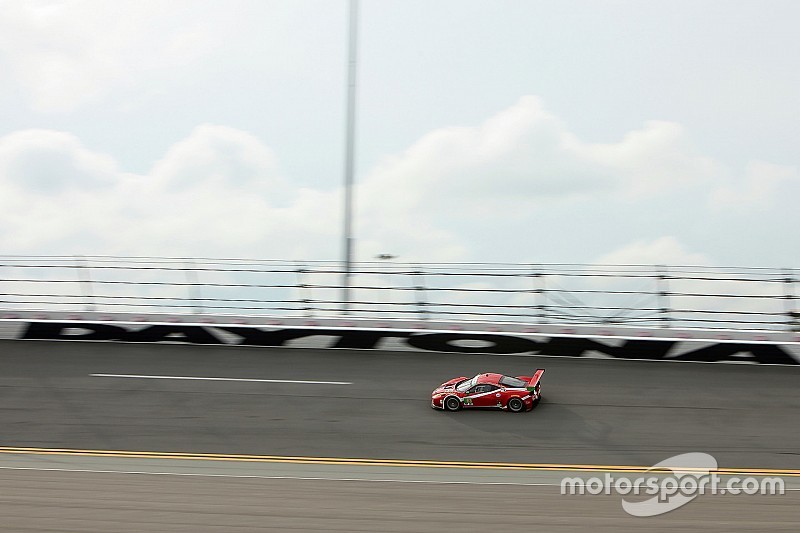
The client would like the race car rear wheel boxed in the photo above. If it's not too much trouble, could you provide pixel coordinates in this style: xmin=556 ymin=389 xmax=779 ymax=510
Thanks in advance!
xmin=507 ymin=397 xmax=524 ymax=413
xmin=444 ymin=396 xmax=461 ymax=411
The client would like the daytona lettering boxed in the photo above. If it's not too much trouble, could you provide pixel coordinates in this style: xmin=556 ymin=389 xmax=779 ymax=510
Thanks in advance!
xmin=19 ymin=322 xmax=800 ymax=365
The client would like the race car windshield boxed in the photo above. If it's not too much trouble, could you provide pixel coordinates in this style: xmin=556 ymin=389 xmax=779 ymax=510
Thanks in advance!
xmin=499 ymin=375 xmax=527 ymax=388
xmin=456 ymin=376 xmax=478 ymax=392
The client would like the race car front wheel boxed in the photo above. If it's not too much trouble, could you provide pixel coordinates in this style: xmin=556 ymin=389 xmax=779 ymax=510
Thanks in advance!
xmin=444 ymin=396 xmax=461 ymax=411
xmin=507 ymin=398 xmax=524 ymax=413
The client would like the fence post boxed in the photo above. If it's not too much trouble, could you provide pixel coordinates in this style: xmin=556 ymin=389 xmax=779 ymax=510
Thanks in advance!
xmin=376 ymin=255 xmax=398 ymax=320
xmin=531 ymin=266 xmax=547 ymax=324
xmin=413 ymin=267 xmax=428 ymax=321
xmin=656 ymin=265 xmax=671 ymax=328
xmin=296 ymin=264 xmax=314 ymax=318
xmin=74 ymin=255 xmax=95 ymax=312
xmin=185 ymin=261 xmax=203 ymax=315
xmin=784 ymin=268 xmax=797 ymax=332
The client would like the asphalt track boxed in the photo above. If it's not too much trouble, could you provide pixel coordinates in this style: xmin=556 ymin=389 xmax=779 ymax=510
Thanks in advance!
xmin=1 ymin=339 xmax=799 ymax=530
xmin=1 ymin=464 xmax=798 ymax=532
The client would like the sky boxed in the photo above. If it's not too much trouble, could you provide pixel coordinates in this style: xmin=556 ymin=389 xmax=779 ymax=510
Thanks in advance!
xmin=0 ymin=0 xmax=798 ymax=268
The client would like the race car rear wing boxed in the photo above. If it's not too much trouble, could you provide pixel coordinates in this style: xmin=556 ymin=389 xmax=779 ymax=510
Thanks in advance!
xmin=527 ymin=369 xmax=545 ymax=392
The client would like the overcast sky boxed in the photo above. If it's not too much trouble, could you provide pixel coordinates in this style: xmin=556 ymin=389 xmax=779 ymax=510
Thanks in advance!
xmin=0 ymin=0 xmax=798 ymax=267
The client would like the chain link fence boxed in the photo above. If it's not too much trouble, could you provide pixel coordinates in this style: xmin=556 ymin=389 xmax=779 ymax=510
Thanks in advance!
xmin=0 ymin=256 xmax=797 ymax=331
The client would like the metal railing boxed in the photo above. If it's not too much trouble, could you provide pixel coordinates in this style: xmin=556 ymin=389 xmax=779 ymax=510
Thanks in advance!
xmin=0 ymin=256 xmax=797 ymax=331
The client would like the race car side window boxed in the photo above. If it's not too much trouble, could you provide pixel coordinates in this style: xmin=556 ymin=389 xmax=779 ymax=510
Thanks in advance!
xmin=469 ymin=384 xmax=499 ymax=394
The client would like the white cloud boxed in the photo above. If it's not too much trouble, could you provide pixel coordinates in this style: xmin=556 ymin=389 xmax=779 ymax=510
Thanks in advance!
xmin=574 ymin=120 xmax=720 ymax=198
xmin=360 ymin=96 xmax=609 ymax=211
xmin=352 ymin=97 xmax=725 ymax=261
xmin=359 ymin=96 xmax=717 ymax=221
xmin=710 ymin=160 xmax=800 ymax=210
xmin=593 ymin=237 xmax=710 ymax=267
xmin=0 ymin=97 xmax=793 ymax=267
xmin=0 ymin=129 xmax=120 ymax=193
xmin=0 ymin=124 xmax=316 ymax=257
xmin=0 ymin=0 xmax=224 ymax=112
xmin=149 ymin=124 xmax=285 ymax=194
xmin=0 ymin=123 xmax=465 ymax=262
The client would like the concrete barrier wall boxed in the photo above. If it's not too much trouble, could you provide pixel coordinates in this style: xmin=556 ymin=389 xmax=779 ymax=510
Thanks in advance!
xmin=3 ymin=315 xmax=799 ymax=365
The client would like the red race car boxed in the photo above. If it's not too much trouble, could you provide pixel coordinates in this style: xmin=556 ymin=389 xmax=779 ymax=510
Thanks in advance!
xmin=431 ymin=370 xmax=545 ymax=412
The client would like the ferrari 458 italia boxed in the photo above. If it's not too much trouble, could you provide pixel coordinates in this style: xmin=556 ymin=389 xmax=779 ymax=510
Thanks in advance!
xmin=431 ymin=370 xmax=544 ymax=412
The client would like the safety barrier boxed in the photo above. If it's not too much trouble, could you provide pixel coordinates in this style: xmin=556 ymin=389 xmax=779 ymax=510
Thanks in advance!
xmin=1 ymin=256 xmax=797 ymax=332
xmin=2 ymin=314 xmax=798 ymax=365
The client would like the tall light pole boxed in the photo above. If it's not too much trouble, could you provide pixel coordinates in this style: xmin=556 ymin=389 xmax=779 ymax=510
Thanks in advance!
xmin=342 ymin=0 xmax=359 ymax=314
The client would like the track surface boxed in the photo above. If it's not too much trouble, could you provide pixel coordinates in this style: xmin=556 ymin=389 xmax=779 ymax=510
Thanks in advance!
xmin=2 ymin=467 xmax=798 ymax=533
xmin=2 ymin=339 xmax=800 ymax=530
xmin=1 ymin=339 xmax=799 ymax=468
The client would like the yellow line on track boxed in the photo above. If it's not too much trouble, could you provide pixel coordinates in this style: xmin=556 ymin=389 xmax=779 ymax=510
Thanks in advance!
xmin=1 ymin=446 xmax=799 ymax=476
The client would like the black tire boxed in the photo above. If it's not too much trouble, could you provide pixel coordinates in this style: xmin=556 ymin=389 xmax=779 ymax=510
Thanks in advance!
xmin=507 ymin=397 xmax=524 ymax=413
xmin=444 ymin=396 xmax=461 ymax=411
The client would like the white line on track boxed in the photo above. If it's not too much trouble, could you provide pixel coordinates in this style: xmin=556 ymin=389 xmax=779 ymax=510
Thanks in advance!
xmin=3 ymin=466 xmax=799 ymax=490
xmin=90 ymin=374 xmax=352 ymax=385
xmin=0 ymin=466 xmax=550 ymax=486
